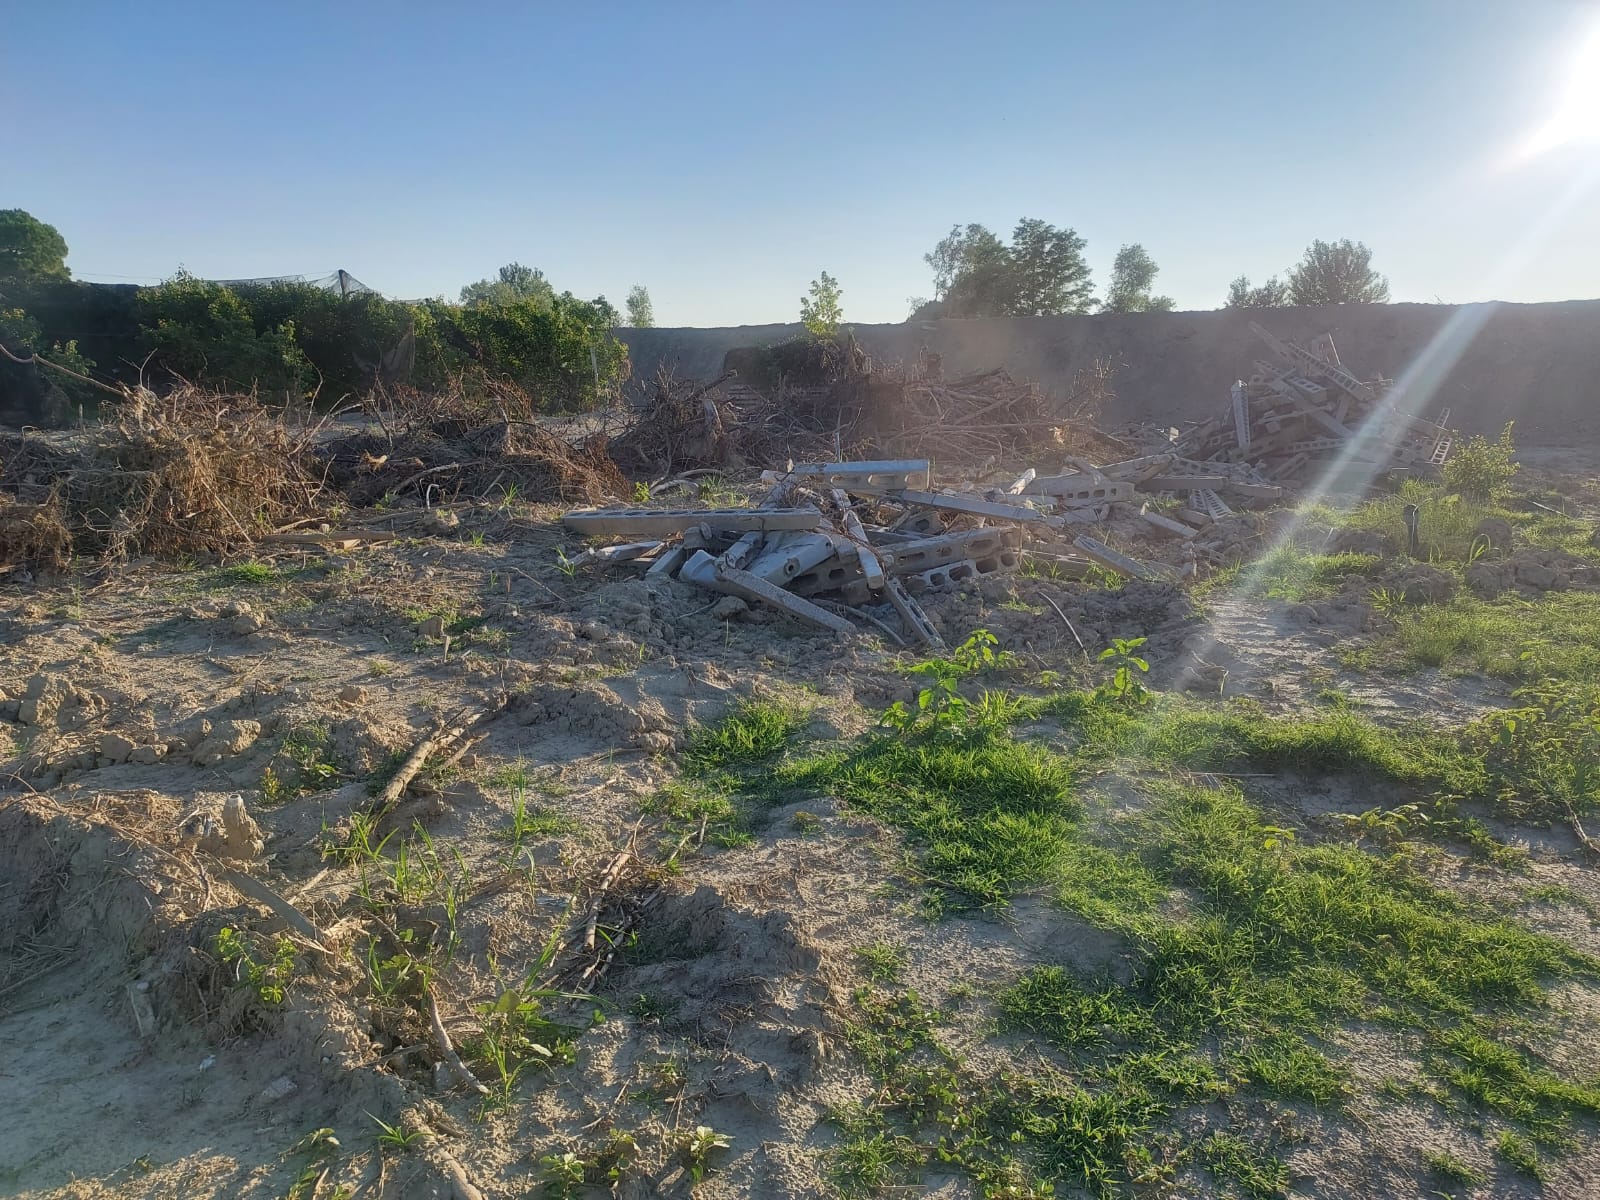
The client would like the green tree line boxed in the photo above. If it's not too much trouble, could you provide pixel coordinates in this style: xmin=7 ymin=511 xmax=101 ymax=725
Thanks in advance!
xmin=0 ymin=210 xmax=630 ymax=420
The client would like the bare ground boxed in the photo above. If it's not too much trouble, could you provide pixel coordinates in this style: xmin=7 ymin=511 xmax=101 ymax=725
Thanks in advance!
xmin=1 ymin=497 xmax=1596 ymax=1199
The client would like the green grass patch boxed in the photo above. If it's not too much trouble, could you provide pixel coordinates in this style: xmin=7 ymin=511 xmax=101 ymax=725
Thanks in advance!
xmin=1225 ymin=544 xmax=1382 ymax=602
xmin=1388 ymin=591 xmax=1600 ymax=682
xmin=213 ymin=560 xmax=280 ymax=587
xmin=682 ymin=699 xmax=809 ymax=774
xmin=772 ymin=726 xmax=1078 ymax=910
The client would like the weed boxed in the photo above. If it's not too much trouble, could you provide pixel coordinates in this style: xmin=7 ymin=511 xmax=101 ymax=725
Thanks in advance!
xmin=214 ymin=926 xmax=294 ymax=1006
xmin=628 ymin=992 xmax=679 ymax=1022
xmin=502 ymin=778 xmax=572 ymax=850
xmin=589 ymin=1131 xmax=637 ymax=1184
xmin=554 ymin=548 xmax=579 ymax=577
xmin=216 ymin=560 xmax=278 ymax=587
xmin=1444 ymin=421 xmax=1518 ymax=500
xmin=632 ymin=481 xmax=651 ymax=503
xmin=1199 ymin=1131 xmax=1288 ymax=1199
xmin=369 ymin=1113 xmax=426 ymax=1151
xmin=854 ymin=942 xmax=909 ymax=984
xmin=826 ymin=1104 xmax=923 ymax=1197
xmin=1095 ymin=636 xmax=1151 ymax=706
xmin=677 ymin=1125 xmax=732 ymax=1182
xmin=882 ymin=629 xmax=1016 ymax=734
xmin=1424 ymin=1148 xmax=1486 ymax=1185
xmin=537 ymin=1151 xmax=585 ymax=1198
xmin=790 ymin=809 xmax=822 ymax=834
xmin=1494 ymin=1128 xmax=1543 ymax=1179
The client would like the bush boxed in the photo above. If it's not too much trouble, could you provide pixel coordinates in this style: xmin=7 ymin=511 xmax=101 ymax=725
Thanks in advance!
xmin=2 ymin=273 xmax=631 ymax=421
xmin=1443 ymin=421 xmax=1517 ymax=500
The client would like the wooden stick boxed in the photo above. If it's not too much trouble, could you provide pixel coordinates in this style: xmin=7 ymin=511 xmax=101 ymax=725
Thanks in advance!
xmin=426 ymin=987 xmax=490 ymax=1096
xmin=214 ymin=864 xmax=333 ymax=956
xmin=371 ymin=703 xmax=501 ymax=813
xmin=582 ymin=847 xmax=634 ymax=951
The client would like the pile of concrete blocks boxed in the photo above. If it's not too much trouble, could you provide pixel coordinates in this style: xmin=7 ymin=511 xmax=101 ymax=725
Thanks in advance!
xmin=564 ymin=459 xmax=1151 ymax=646
xmin=1176 ymin=322 xmax=1456 ymax=487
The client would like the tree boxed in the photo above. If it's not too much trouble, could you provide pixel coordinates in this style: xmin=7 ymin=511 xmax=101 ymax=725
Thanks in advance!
xmin=0 ymin=210 xmax=70 ymax=282
xmin=1223 ymin=275 xmax=1292 ymax=308
xmin=459 ymin=262 xmax=556 ymax=308
xmin=1101 ymin=244 xmax=1175 ymax=313
xmin=919 ymin=218 xmax=1094 ymax=318
xmin=624 ymin=285 xmax=654 ymax=328
xmin=1287 ymin=239 xmax=1390 ymax=305
xmin=1008 ymin=219 xmax=1095 ymax=316
xmin=800 ymin=272 xmax=843 ymax=338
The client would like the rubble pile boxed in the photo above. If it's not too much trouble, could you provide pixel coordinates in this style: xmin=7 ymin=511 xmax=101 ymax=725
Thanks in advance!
xmin=560 ymin=452 xmax=1286 ymax=646
xmin=1176 ymin=322 xmax=1454 ymax=484
xmin=608 ymin=348 xmax=1119 ymax=478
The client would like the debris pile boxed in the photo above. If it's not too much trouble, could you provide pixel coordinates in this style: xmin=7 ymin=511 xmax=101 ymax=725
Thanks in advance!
xmin=561 ymin=452 xmax=1287 ymax=644
xmin=1 ymin=387 xmax=328 ymax=566
xmin=318 ymin=419 xmax=624 ymax=507
xmin=1176 ymin=322 xmax=1454 ymax=484
xmin=608 ymin=349 xmax=1118 ymax=478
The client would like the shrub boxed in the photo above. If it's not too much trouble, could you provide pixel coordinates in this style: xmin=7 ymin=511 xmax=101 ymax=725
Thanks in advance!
xmin=1442 ymin=421 xmax=1517 ymax=500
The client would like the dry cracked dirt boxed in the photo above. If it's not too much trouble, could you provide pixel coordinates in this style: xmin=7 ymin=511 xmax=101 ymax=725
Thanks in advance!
xmin=3 ymin=477 xmax=1600 ymax=1200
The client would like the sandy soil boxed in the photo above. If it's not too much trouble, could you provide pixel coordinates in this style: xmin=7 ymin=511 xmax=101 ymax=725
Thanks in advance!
xmin=1 ymin=496 xmax=1596 ymax=1199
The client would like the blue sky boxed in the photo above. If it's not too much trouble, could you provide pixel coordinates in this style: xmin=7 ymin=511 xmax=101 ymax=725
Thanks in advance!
xmin=6 ymin=1 xmax=1599 ymax=325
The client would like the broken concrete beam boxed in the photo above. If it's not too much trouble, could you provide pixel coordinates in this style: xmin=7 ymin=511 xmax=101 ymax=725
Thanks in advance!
xmin=582 ymin=540 xmax=661 ymax=564
xmin=1022 ymin=476 xmax=1133 ymax=505
xmin=678 ymin=551 xmax=854 ymax=634
xmin=1140 ymin=474 xmax=1228 ymax=492
xmin=1176 ymin=508 xmax=1212 ymax=527
xmin=861 ymin=488 xmax=1049 ymax=523
xmin=1005 ymin=468 xmax=1036 ymax=495
xmin=907 ymin=560 xmax=981 ymax=594
xmin=1217 ymin=481 xmax=1285 ymax=499
xmin=563 ymin=507 xmax=821 ymax=536
xmin=1096 ymin=452 xmax=1175 ymax=482
xmin=830 ymin=489 xmax=885 ymax=590
xmin=1188 ymin=489 xmax=1233 ymax=521
xmin=1141 ymin=510 xmax=1198 ymax=538
xmin=787 ymin=556 xmax=865 ymax=597
xmin=1072 ymin=536 xmax=1162 ymax=581
xmin=645 ymin=546 xmax=687 ymax=578
xmin=878 ymin=528 xmax=1022 ymax=577
xmin=744 ymin=532 xmax=851 ymax=584
xmin=885 ymin=577 xmax=943 ymax=648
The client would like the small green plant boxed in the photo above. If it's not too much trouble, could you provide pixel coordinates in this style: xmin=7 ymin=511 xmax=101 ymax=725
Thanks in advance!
xmin=1095 ymin=637 xmax=1150 ymax=706
xmin=678 ymin=1125 xmax=732 ymax=1182
xmin=855 ymin=942 xmax=909 ymax=984
xmin=800 ymin=271 xmax=844 ymax=338
xmin=881 ymin=629 xmax=1014 ymax=734
xmin=633 ymin=481 xmax=651 ymax=504
xmin=538 ymin=1151 xmax=586 ymax=1198
xmin=554 ymin=547 xmax=580 ymax=577
xmin=1494 ymin=1128 xmax=1542 ymax=1179
xmin=214 ymin=926 xmax=295 ymax=1005
xmin=285 ymin=1127 xmax=343 ymax=1200
xmin=369 ymin=1113 xmax=427 ymax=1152
xmin=218 ymin=560 xmax=278 ymax=587
xmin=791 ymin=809 xmax=823 ymax=834
xmin=1443 ymin=421 xmax=1517 ymax=500
xmin=590 ymin=1130 xmax=637 ymax=1184
xmin=1424 ymin=1148 xmax=1486 ymax=1186
xmin=260 ymin=764 xmax=288 ymax=806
